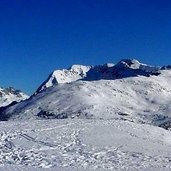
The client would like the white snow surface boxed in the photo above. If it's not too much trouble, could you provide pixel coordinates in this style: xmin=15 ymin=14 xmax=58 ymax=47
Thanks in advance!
xmin=1 ymin=59 xmax=171 ymax=170
xmin=37 ymin=65 xmax=91 ymax=93
xmin=3 ymin=69 xmax=171 ymax=125
xmin=36 ymin=59 xmax=161 ymax=93
xmin=0 ymin=87 xmax=28 ymax=107
xmin=0 ymin=119 xmax=171 ymax=170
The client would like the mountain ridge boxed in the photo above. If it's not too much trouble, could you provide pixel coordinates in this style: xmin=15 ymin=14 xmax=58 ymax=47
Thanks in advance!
xmin=0 ymin=86 xmax=28 ymax=107
xmin=1 ymin=58 xmax=171 ymax=129
xmin=36 ymin=59 xmax=161 ymax=94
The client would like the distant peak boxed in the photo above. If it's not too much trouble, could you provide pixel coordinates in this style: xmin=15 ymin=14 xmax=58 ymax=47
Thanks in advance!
xmin=104 ymin=63 xmax=115 ymax=68
xmin=0 ymin=86 xmax=29 ymax=107
xmin=5 ymin=87 xmax=21 ymax=93
xmin=116 ymin=59 xmax=141 ymax=69
xmin=70 ymin=64 xmax=91 ymax=70
xmin=119 ymin=59 xmax=140 ymax=64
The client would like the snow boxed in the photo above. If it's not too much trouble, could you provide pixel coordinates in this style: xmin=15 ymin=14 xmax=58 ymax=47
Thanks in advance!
xmin=0 ymin=87 xmax=28 ymax=107
xmin=36 ymin=59 xmax=160 ymax=93
xmin=36 ymin=65 xmax=91 ymax=93
xmin=3 ymin=69 xmax=171 ymax=126
xmin=1 ymin=59 xmax=171 ymax=170
xmin=0 ymin=119 xmax=171 ymax=170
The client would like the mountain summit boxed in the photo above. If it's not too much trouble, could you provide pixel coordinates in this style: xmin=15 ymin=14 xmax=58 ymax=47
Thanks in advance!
xmin=36 ymin=64 xmax=91 ymax=93
xmin=36 ymin=59 xmax=161 ymax=93
xmin=0 ymin=87 xmax=28 ymax=107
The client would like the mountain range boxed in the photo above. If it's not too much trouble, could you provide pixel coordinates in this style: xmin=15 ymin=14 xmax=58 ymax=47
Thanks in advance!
xmin=0 ymin=58 xmax=171 ymax=129
xmin=1 ymin=59 xmax=171 ymax=170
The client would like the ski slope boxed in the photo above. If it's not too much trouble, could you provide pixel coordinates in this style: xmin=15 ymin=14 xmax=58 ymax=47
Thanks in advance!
xmin=0 ymin=119 xmax=171 ymax=171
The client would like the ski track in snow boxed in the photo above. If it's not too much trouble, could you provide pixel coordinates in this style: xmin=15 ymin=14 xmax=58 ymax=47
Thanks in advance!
xmin=0 ymin=119 xmax=171 ymax=171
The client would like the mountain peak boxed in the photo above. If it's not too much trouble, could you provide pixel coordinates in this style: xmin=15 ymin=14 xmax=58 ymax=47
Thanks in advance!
xmin=69 ymin=64 xmax=91 ymax=71
xmin=0 ymin=86 xmax=28 ymax=107
xmin=5 ymin=87 xmax=21 ymax=94
xmin=36 ymin=65 xmax=91 ymax=93
xmin=117 ymin=59 xmax=141 ymax=69
xmin=36 ymin=59 xmax=162 ymax=94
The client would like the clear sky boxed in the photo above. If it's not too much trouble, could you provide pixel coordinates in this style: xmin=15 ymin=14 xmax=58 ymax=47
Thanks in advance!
xmin=0 ymin=0 xmax=171 ymax=94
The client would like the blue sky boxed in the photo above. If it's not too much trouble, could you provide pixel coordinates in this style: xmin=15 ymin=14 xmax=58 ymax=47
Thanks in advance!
xmin=0 ymin=0 xmax=171 ymax=94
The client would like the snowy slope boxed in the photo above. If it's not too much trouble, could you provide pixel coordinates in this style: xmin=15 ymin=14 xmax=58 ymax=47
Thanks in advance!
xmin=0 ymin=87 xmax=28 ymax=107
xmin=2 ymin=59 xmax=171 ymax=127
xmin=2 ymin=71 xmax=171 ymax=125
xmin=1 ymin=59 xmax=171 ymax=170
xmin=0 ymin=119 xmax=171 ymax=170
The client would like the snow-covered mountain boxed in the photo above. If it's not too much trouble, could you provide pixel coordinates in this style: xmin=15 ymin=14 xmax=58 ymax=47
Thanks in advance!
xmin=1 ymin=59 xmax=171 ymax=127
xmin=1 ymin=59 xmax=171 ymax=171
xmin=0 ymin=87 xmax=28 ymax=107
xmin=36 ymin=59 xmax=161 ymax=93
xmin=36 ymin=64 xmax=91 ymax=93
